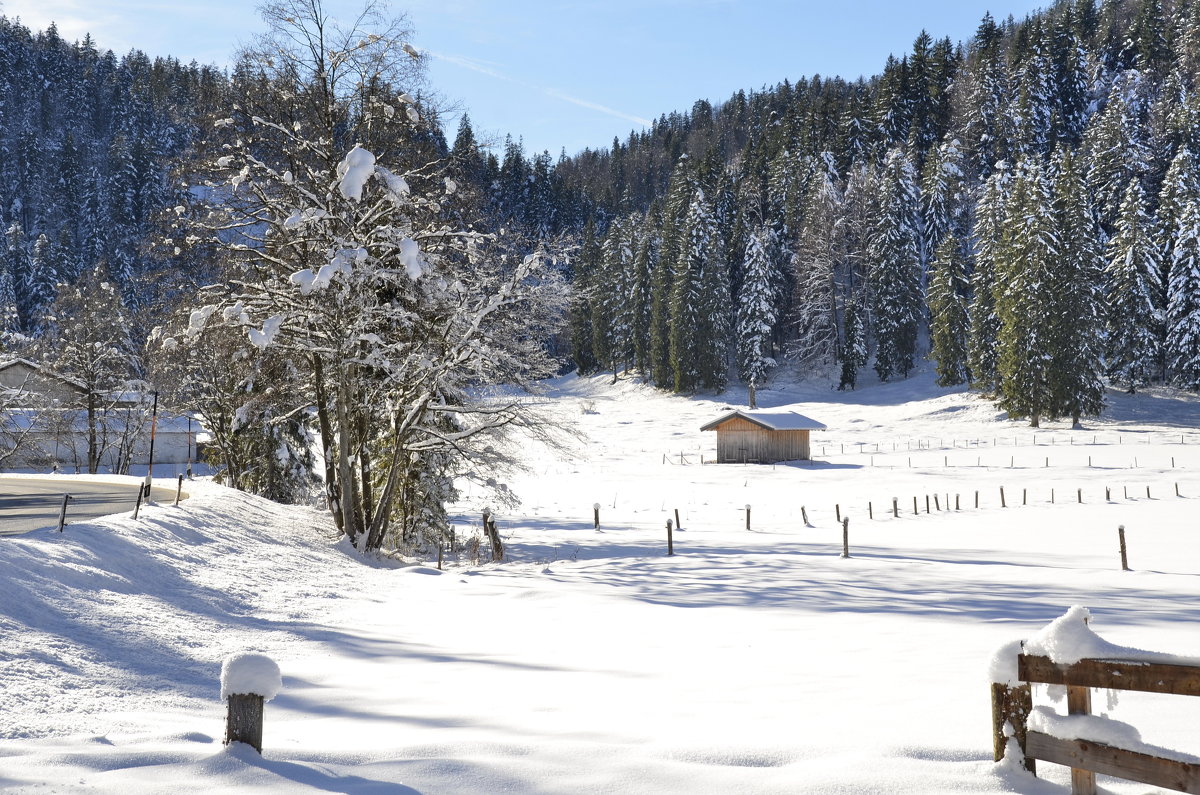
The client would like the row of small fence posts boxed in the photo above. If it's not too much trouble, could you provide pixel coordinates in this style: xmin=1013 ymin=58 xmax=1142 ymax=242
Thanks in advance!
xmin=50 ymin=474 xmax=187 ymax=532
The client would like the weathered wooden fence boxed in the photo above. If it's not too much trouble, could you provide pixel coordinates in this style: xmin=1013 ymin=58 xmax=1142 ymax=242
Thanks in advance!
xmin=993 ymin=650 xmax=1200 ymax=794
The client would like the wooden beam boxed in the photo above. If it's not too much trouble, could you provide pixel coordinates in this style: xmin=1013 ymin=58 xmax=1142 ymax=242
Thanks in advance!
xmin=1026 ymin=731 xmax=1200 ymax=794
xmin=1018 ymin=655 xmax=1200 ymax=697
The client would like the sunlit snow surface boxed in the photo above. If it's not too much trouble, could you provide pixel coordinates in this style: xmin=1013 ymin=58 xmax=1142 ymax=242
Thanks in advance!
xmin=1 ymin=367 xmax=1200 ymax=793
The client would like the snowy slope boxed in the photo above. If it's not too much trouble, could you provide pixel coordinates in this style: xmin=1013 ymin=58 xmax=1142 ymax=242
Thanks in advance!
xmin=2 ymin=372 xmax=1200 ymax=793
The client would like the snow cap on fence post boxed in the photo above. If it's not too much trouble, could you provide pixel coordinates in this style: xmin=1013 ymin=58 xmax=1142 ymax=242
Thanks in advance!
xmin=221 ymin=653 xmax=282 ymax=701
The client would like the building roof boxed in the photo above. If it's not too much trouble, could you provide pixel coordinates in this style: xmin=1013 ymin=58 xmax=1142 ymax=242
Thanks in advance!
xmin=700 ymin=410 xmax=827 ymax=432
xmin=0 ymin=357 xmax=89 ymax=392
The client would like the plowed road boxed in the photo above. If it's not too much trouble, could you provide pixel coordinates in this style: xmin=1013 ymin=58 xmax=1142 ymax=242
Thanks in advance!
xmin=0 ymin=477 xmax=185 ymax=536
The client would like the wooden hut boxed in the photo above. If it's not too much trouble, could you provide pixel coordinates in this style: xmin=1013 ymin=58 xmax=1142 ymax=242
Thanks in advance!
xmin=700 ymin=410 xmax=826 ymax=463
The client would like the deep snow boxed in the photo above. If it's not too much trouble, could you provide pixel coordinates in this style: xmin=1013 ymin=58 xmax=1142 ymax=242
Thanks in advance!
xmin=1 ymin=369 xmax=1199 ymax=793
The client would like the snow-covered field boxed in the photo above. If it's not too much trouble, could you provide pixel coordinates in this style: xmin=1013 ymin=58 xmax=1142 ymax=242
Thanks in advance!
xmin=2 ymin=370 xmax=1200 ymax=793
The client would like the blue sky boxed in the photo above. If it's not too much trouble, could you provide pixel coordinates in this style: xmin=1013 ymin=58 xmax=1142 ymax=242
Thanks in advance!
xmin=4 ymin=0 xmax=1050 ymax=156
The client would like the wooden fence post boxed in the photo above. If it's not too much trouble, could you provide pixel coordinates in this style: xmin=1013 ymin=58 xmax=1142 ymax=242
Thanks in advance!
xmin=1146 ymin=486 xmax=1151 ymax=499
xmin=892 ymin=498 xmax=898 ymax=518
xmin=221 ymin=653 xmax=281 ymax=755
xmin=1077 ymin=488 xmax=1082 ymax=504
xmin=913 ymin=496 xmax=919 ymax=515
xmin=1176 ymin=482 xmax=1181 ymax=497
xmin=801 ymin=505 xmax=810 ymax=527
xmin=991 ymin=681 xmax=1035 ymax=773
xmin=1023 ymin=488 xmax=1027 ymax=505
xmin=226 ymin=694 xmax=265 ymax=753
xmin=666 ymin=519 xmax=674 ymax=556
xmin=132 ymin=487 xmax=143 ymax=520
xmin=175 ymin=474 xmax=184 ymax=506
xmin=1001 ymin=486 xmax=1007 ymax=508
xmin=925 ymin=495 xmax=930 ymax=514
xmin=1067 ymin=684 xmax=1097 ymax=794
xmin=841 ymin=517 xmax=850 ymax=559
xmin=1051 ymin=488 xmax=1055 ymax=504
xmin=1118 ymin=525 xmax=1130 ymax=571
xmin=934 ymin=494 xmax=940 ymax=511
xmin=868 ymin=501 xmax=873 ymax=520
xmin=746 ymin=504 xmax=752 ymax=530
xmin=593 ymin=503 xmax=600 ymax=529
xmin=975 ymin=490 xmax=980 ymax=509
xmin=56 ymin=494 xmax=70 ymax=533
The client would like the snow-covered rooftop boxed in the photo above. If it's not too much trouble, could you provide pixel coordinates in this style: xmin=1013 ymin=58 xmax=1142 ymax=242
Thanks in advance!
xmin=700 ymin=410 xmax=828 ymax=432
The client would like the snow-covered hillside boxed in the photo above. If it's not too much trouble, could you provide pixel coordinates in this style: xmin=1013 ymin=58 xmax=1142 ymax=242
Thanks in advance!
xmin=2 ymin=372 xmax=1200 ymax=793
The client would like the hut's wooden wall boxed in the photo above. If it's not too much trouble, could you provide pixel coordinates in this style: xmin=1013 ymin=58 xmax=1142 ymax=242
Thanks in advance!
xmin=715 ymin=423 xmax=810 ymax=463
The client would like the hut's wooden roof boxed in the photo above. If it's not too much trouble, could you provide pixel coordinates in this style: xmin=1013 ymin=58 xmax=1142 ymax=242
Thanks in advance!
xmin=700 ymin=410 xmax=827 ymax=432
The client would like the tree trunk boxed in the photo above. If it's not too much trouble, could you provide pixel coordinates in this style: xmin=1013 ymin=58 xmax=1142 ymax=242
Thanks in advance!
xmin=312 ymin=356 xmax=343 ymax=533
xmin=335 ymin=368 xmax=362 ymax=545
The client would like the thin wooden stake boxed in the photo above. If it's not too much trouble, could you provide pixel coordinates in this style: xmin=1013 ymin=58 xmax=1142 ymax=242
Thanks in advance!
xmin=1077 ymin=488 xmax=1082 ymax=504
xmin=132 ymin=487 xmax=143 ymax=520
xmin=175 ymin=473 xmax=184 ymax=506
xmin=594 ymin=502 xmax=600 ymax=529
xmin=746 ymin=504 xmax=751 ymax=530
xmin=925 ymin=495 xmax=930 ymax=514
xmin=955 ymin=494 xmax=960 ymax=511
xmin=801 ymin=505 xmax=809 ymax=527
xmin=892 ymin=497 xmax=899 ymax=518
xmin=666 ymin=519 xmax=674 ymax=556
xmin=975 ymin=490 xmax=980 ymax=509
xmin=1051 ymin=488 xmax=1055 ymax=504
xmin=835 ymin=503 xmax=841 ymax=522
xmin=1118 ymin=524 xmax=1129 ymax=571
xmin=934 ymin=494 xmax=940 ymax=511
xmin=1000 ymin=486 xmax=1007 ymax=508
xmin=56 ymin=494 xmax=70 ymax=533
xmin=1023 ymin=488 xmax=1027 ymax=505
xmin=675 ymin=508 xmax=681 ymax=530
xmin=1146 ymin=485 xmax=1151 ymax=499
xmin=841 ymin=517 xmax=850 ymax=559
xmin=868 ymin=501 xmax=873 ymax=520
xmin=913 ymin=496 xmax=919 ymax=515
xmin=1176 ymin=482 xmax=1181 ymax=497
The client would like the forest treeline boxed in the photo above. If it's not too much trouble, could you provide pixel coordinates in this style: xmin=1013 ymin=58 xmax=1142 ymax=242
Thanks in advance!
xmin=499 ymin=0 xmax=1200 ymax=427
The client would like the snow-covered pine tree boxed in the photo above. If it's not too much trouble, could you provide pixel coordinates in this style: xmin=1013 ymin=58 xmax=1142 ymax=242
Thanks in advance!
xmin=670 ymin=189 xmax=727 ymax=392
xmin=995 ymin=156 xmax=1058 ymax=426
xmin=630 ymin=207 xmax=659 ymax=376
xmin=927 ymin=233 xmax=970 ymax=386
xmin=838 ymin=295 xmax=868 ymax=390
xmin=569 ymin=220 xmax=600 ymax=374
xmin=1010 ymin=26 xmax=1054 ymax=159
xmin=0 ymin=260 xmax=19 ymax=345
xmin=1084 ymin=79 xmax=1151 ymax=233
xmin=867 ymin=148 xmax=923 ymax=382
xmin=593 ymin=215 xmax=635 ymax=375
xmin=1104 ymin=177 xmax=1161 ymax=392
xmin=791 ymin=164 xmax=842 ymax=366
xmin=1049 ymin=148 xmax=1106 ymax=426
xmin=736 ymin=226 xmax=776 ymax=389
xmin=920 ymin=136 xmax=968 ymax=261
xmin=1157 ymin=146 xmax=1199 ymax=308
xmin=968 ymin=163 xmax=1010 ymax=393
xmin=1167 ymin=199 xmax=1200 ymax=388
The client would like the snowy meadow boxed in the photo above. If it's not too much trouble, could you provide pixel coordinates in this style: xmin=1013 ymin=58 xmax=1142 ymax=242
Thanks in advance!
xmin=2 ymin=370 xmax=1200 ymax=793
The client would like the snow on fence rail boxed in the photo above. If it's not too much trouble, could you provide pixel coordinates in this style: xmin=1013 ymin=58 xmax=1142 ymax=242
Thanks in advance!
xmin=990 ymin=607 xmax=1200 ymax=795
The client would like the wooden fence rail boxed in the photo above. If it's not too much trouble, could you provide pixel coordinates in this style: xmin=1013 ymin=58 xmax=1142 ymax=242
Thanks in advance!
xmin=993 ymin=652 xmax=1200 ymax=794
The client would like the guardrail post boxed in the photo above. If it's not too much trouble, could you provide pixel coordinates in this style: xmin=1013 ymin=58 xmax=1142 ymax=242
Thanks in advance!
xmin=56 ymin=494 xmax=71 ymax=532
